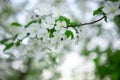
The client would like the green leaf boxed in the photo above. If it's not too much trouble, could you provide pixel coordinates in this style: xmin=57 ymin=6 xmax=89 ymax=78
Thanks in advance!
xmin=69 ymin=21 xmax=78 ymax=27
xmin=109 ymin=0 xmax=118 ymax=2
xmin=0 ymin=39 xmax=10 ymax=44
xmin=102 ymin=13 xmax=108 ymax=22
xmin=4 ymin=43 xmax=14 ymax=51
xmin=73 ymin=27 xmax=79 ymax=34
xmin=56 ymin=16 xmax=70 ymax=25
xmin=0 ymin=35 xmax=18 ymax=45
xmin=25 ymin=20 xmax=37 ymax=28
xmin=93 ymin=58 xmax=99 ymax=65
xmin=93 ymin=7 xmax=108 ymax=22
xmin=15 ymin=40 xmax=22 ymax=47
xmin=65 ymin=30 xmax=74 ymax=39
xmin=11 ymin=22 xmax=22 ymax=27
xmin=114 ymin=15 xmax=120 ymax=27
xmin=48 ymin=28 xmax=56 ymax=38
xmin=93 ymin=6 xmax=104 ymax=16
xmin=104 ymin=15 xmax=108 ymax=22
xmin=38 ymin=19 xmax=42 ymax=24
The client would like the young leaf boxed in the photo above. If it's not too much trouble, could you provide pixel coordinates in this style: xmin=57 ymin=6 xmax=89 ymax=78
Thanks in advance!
xmin=69 ymin=21 xmax=78 ymax=27
xmin=4 ymin=43 xmax=14 ymax=51
xmin=48 ymin=28 xmax=56 ymax=38
xmin=103 ymin=13 xmax=108 ymax=22
xmin=25 ymin=20 xmax=37 ymax=28
xmin=93 ymin=58 xmax=99 ymax=65
xmin=11 ymin=22 xmax=22 ymax=27
xmin=15 ymin=40 xmax=22 ymax=47
xmin=104 ymin=15 xmax=108 ymax=22
xmin=0 ymin=39 xmax=10 ymax=44
xmin=93 ymin=6 xmax=104 ymax=16
xmin=65 ymin=30 xmax=74 ymax=39
xmin=73 ymin=27 xmax=79 ymax=34
xmin=56 ymin=16 xmax=70 ymax=25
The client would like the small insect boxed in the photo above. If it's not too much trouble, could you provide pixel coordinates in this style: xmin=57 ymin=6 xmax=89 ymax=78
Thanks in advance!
xmin=61 ymin=37 xmax=63 ymax=41
xmin=35 ymin=14 xmax=39 ymax=17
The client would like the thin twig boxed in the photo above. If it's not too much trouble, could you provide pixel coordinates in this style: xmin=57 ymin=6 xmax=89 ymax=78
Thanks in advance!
xmin=79 ymin=16 xmax=105 ymax=26
xmin=68 ymin=16 xmax=105 ymax=27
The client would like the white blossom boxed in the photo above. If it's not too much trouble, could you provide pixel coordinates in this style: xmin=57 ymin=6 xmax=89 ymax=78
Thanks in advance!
xmin=52 ymin=7 xmax=63 ymax=18
xmin=51 ymin=32 xmax=65 ymax=45
xmin=26 ymin=11 xmax=39 ymax=22
xmin=26 ymin=23 xmax=41 ymax=38
xmin=4 ymin=5 xmax=80 ymax=52
xmin=45 ymin=16 xmax=55 ymax=29
xmin=55 ymin=21 xmax=67 ymax=33
xmin=37 ymin=28 xmax=49 ymax=39
xmin=103 ymin=1 xmax=120 ymax=18
xmin=34 ymin=4 xmax=52 ymax=17
xmin=41 ymin=17 xmax=55 ymax=29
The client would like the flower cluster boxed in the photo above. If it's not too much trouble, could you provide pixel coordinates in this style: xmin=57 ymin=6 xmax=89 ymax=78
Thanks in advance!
xmin=15 ymin=7 xmax=79 ymax=50
xmin=3 ymin=0 xmax=120 ymax=52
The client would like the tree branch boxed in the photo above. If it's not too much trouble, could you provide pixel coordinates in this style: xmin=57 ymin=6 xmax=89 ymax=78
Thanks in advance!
xmin=70 ymin=16 xmax=105 ymax=27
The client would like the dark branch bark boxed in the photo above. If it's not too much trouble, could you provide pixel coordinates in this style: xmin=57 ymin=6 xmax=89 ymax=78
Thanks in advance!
xmin=67 ymin=16 xmax=105 ymax=28
xmin=78 ymin=16 xmax=105 ymax=26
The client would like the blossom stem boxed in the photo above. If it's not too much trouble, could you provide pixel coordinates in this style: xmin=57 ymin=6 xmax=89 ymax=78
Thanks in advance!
xmin=78 ymin=16 xmax=105 ymax=26
xmin=67 ymin=16 xmax=105 ymax=28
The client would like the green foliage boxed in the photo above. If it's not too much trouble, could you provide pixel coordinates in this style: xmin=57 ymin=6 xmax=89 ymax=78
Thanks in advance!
xmin=65 ymin=30 xmax=74 ymax=39
xmin=0 ymin=38 xmax=10 ymax=44
xmin=38 ymin=19 xmax=42 ymax=24
xmin=114 ymin=15 xmax=120 ymax=28
xmin=4 ymin=43 xmax=14 ymax=51
xmin=56 ymin=16 xmax=70 ymax=25
xmin=94 ymin=58 xmax=99 ymax=65
xmin=0 ymin=35 xmax=21 ymax=51
xmin=93 ymin=6 xmax=104 ymax=16
xmin=69 ymin=21 xmax=79 ymax=33
xmin=25 ymin=20 xmax=37 ymax=28
xmin=109 ymin=0 xmax=119 ymax=2
xmin=48 ymin=28 xmax=56 ymax=38
xmin=104 ymin=15 xmax=108 ymax=22
xmin=93 ymin=7 xmax=107 ymax=22
xmin=11 ymin=22 xmax=22 ymax=27
xmin=73 ymin=27 xmax=79 ymax=34
xmin=15 ymin=40 xmax=22 ymax=47
xmin=69 ymin=21 xmax=78 ymax=27
xmin=94 ymin=48 xmax=120 ymax=80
